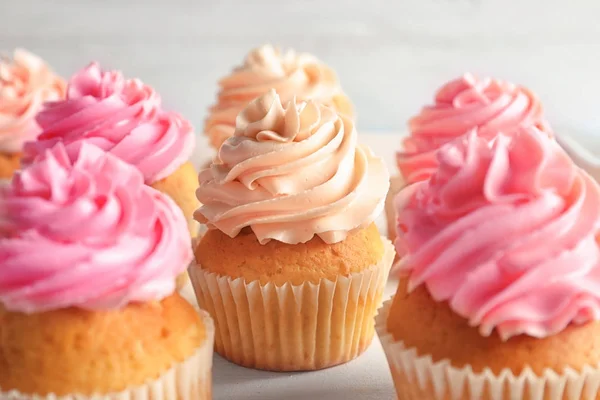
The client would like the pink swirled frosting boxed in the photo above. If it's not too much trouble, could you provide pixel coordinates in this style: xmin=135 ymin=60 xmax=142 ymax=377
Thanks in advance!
xmin=205 ymin=44 xmax=353 ymax=149
xmin=196 ymin=89 xmax=388 ymax=245
xmin=0 ymin=49 xmax=65 ymax=153
xmin=395 ymin=127 xmax=600 ymax=340
xmin=398 ymin=73 xmax=553 ymax=184
xmin=22 ymin=63 xmax=194 ymax=183
xmin=0 ymin=142 xmax=192 ymax=313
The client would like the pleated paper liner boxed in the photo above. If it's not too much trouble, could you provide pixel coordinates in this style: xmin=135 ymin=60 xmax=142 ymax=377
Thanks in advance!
xmin=189 ymin=238 xmax=395 ymax=372
xmin=0 ymin=310 xmax=215 ymax=400
xmin=376 ymin=300 xmax=600 ymax=400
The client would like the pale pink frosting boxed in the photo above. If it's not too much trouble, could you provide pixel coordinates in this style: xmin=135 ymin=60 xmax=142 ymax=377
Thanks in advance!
xmin=205 ymin=44 xmax=353 ymax=149
xmin=196 ymin=89 xmax=388 ymax=245
xmin=22 ymin=63 xmax=194 ymax=183
xmin=395 ymin=127 xmax=600 ymax=340
xmin=398 ymin=73 xmax=553 ymax=184
xmin=0 ymin=142 xmax=192 ymax=313
xmin=0 ymin=49 xmax=65 ymax=153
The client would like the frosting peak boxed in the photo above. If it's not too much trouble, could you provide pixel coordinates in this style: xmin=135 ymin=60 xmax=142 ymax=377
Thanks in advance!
xmin=395 ymin=127 xmax=600 ymax=340
xmin=0 ymin=142 xmax=192 ymax=313
xmin=22 ymin=63 xmax=194 ymax=183
xmin=398 ymin=73 xmax=552 ymax=184
xmin=0 ymin=49 xmax=65 ymax=153
xmin=205 ymin=44 xmax=353 ymax=149
xmin=196 ymin=90 xmax=389 ymax=245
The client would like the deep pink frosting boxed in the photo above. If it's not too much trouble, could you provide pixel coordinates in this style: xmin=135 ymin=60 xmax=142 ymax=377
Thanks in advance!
xmin=22 ymin=63 xmax=194 ymax=183
xmin=398 ymin=73 xmax=553 ymax=184
xmin=0 ymin=142 xmax=192 ymax=313
xmin=395 ymin=127 xmax=600 ymax=340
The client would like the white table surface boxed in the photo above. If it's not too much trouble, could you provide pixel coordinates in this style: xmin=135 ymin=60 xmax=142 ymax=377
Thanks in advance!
xmin=184 ymin=133 xmax=401 ymax=400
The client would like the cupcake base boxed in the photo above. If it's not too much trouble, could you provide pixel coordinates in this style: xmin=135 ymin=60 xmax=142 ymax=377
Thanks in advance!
xmin=385 ymin=174 xmax=405 ymax=246
xmin=189 ymin=238 xmax=395 ymax=372
xmin=0 ymin=151 xmax=21 ymax=180
xmin=0 ymin=310 xmax=215 ymax=400
xmin=376 ymin=300 xmax=600 ymax=400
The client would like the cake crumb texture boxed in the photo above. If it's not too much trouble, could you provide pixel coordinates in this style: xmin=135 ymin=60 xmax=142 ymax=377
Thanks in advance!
xmin=0 ymin=293 xmax=205 ymax=396
xmin=387 ymin=278 xmax=600 ymax=375
xmin=196 ymin=223 xmax=385 ymax=285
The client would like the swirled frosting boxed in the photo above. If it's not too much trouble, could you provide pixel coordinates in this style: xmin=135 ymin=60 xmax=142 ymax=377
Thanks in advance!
xmin=0 ymin=49 xmax=65 ymax=153
xmin=398 ymin=73 xmax=553 ymax=184
xmin=395 ymin=127 xmax=600 ymax=340
xmin=22 ymin=63 xmax=194 ymax=183
xmin=205 ymin=44 xmax=353 ymax=149
xmin=0 ymin=142 xmax=192 ymax=313
xmin=196 ymin=89 xmax=388 ymax=245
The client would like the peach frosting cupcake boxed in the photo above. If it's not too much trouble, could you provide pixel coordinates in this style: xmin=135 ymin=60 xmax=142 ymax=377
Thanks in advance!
xmin=0 ymin=49 xmax=65 ymax=180
xmin=190 ymin=90 xmax=394 ymax=371
xmin=386 ymin=73 xmax=553 ymax=247
xmin=377 ymin=127 xmax=600 ymax=400
xmin=21 ymin=63 xmax=199 ymax=287
xmin=204 ymin=44 xmax=353 ymax=150
xmin=0 ymin=142 xmax=213 ymax=399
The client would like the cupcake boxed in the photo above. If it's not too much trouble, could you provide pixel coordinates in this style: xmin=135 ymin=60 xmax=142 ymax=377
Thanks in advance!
xmin=377 ymin=127 xmax=600 ymax=399
xmin=0 ymin=49 xmax=65 ymax=180
xmin=205 ymin=44 xmax=353 ymax=150
xmin=22 ymin=63 xmax=198 ymax=287
xmin=0 ymin=142 xmax=213 ymax=399
xmin=190 ymin=90 xmax=394 ymax=371
xmin=386 ymin=73 xmax=553 ymax=246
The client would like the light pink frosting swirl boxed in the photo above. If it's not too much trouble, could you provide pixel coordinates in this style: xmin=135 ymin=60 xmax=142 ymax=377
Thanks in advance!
xmin=22 ymin=63 xmax=194 ymax=183
xmin=395 ymin=127 xmax=600 ymax=340
xmin=0 ymin=142 xmax=192 ymax=313
xmin=196 ymin=89 xmax=388 ymax=245
xmin=0 ymin=49 xmax=65 ymax=153
xmin=205 ymin=44 xmax=353 ymax=149
xmin=398 ymin=73 xmax=553 ymax=184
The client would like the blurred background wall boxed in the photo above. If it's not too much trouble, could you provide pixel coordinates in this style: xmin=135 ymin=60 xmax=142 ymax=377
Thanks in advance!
xmin=2 ymin=0 xmax=599 ymax=138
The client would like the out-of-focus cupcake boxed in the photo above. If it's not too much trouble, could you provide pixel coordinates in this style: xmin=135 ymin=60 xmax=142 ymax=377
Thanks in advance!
xmin=205 ymin=44 xmax=353 ymax=150
xmin=22 ymin=63 xmax=198 ymax=287
xmin=190 ymin=90 xmax=393 ymax=371
xmin=386 ymin=73 xmax=553 ymax=249
xmin=377 ymin=127 xmax=600 ymax=400
xmin=0 ymin=49 xmax=65 ymax=180
xmin=0 ymin=142 xmax=213 ymax=399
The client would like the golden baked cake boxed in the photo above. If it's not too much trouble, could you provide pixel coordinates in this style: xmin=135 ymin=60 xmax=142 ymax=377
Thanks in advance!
xmin=21 ymin=63 xmax=199 ymax=288
xmin=387 ymin=73 xmax=552 ymax=250
xmin=0 ymin=142 xmax=214 ymax=399
xmin=204 ymin=44 xmax=353 ymax=150
xmin=190 ymin=90 xmax=394 ymax=371
xmin=0 ymin=49 xmax=65 ymax=180
xmin=377 ymin=128 xmax=600 ymax=400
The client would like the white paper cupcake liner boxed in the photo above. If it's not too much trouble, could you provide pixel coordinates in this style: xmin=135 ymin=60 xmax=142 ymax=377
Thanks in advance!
xmin=189 ymin=237 xmax=395 ymax=371
xmin=0 ymin=311 xmax=215 ymax=400
xmin=376 ymin=299 xmax=600 ymax=400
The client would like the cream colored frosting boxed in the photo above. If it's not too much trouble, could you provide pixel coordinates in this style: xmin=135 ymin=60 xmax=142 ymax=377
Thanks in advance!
xmin=196 ymin=90 xmax=388 ymax=245
xmin=0 ymin=49 xmax=65 ymax=153
xmin=205 ymin=44 xmax=353 ymax=149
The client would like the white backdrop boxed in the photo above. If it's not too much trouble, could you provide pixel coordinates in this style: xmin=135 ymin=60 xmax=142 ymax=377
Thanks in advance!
xmin=2 ymin=0 xmax=599 ymax=139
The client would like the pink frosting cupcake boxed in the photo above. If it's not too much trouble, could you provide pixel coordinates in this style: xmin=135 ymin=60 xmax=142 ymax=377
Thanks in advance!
xmin=0 ymin=49 xmax=65 ymax=179
xmin=22 ymin=63 xmax=200 ymax=269
xmin=386 ymin=73 xmax=553 ymax=243
xmin=0 ymin=142 xmax=213 ymax=399
xmin=205 ymin=44 xmax=353 ymax=150
xmin=377 ymin=127 xmax=600 ymax=400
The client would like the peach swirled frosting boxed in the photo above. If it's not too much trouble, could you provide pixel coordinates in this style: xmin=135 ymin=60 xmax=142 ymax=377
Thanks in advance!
xmin=398 ymin=73 xmax=553 ymax=184
xmin=205 ymin=44 xmax=353 ymax=149
xmin=196 ymin=89 xmax=389 ymax=245
xmin=0 ymin=49 xmax=65 ymax=153
xmin=394 ymin=127 xmax=600 ymax=340
xmin=0 ymin=142 xmax=192 ymax=313
xmin=22 ymin=63 xmax=194 ymax=183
